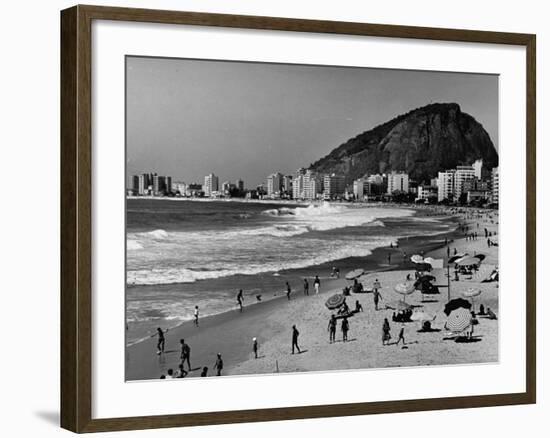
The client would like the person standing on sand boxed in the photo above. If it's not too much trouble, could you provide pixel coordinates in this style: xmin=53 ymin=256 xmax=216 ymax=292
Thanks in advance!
xmin=180 ymin=338 xmax=191 ymax=370
xmin=314 ymin=275 xmax=321 ymax=294
xmin=303 ymin=278 xmax=309 ymax=296
xmin=291 ymin=325 xmax=301 ymax=354
xmin=236 ymin=289 xmax=244 ymax=312
xmin=372 ymin=280 xmax=382 ymax=311
xmin=396 ymin=323 xmax=406 ymax=346
xmin=152 ymin=327 xmax=168 ymax=355
xmin=447 ymin=246 xmax=450 ymax=258
xmin=328 ymin=314 xmax=337 ymax=343
xmin=341 ymin=317 xmax=350 ymax=342
xmin=382 ymin=318 xmax=391 ymax=346
xmin=387 ymin=253 xmax=392 ymax=265
xmin=253 ymin=337 xmax=259 ymax=359
xmin=286 ymin=281 xmax=292 ymax=300
xmin=194 ymin=305 xmax=200 ymax=327
xmin=214 ymin=353 xmax=224 ymax=376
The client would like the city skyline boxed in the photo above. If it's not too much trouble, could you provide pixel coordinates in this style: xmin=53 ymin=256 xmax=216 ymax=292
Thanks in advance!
xmin=126 ymin=57 xmax=498 ymax=187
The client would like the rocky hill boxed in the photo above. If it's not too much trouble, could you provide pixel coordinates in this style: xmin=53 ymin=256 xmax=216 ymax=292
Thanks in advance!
xmin=309 ymin=103 xmax=498 ymax=184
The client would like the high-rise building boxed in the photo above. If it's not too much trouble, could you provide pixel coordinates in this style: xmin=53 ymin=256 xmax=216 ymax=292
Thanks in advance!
xmin=131 ymin=175 xmax=139 ymax=194
xmin=387 ymin=172 xmax=409 ymax=194
xmin=473 ymin=159 xmax=483 ymax=179
xmin=165 ymin=176 xmax=172 ymax=194
xmin=353 ymin=178 xmax=371 ymax=200
xmin=267 ymin=172 xmax=283 ymax=197
xmin=204 ymin=173 xmax=219 ymax=197
xmin=491 ymin=167 xmax=499 ymax=204
xmin=236 ymin=179 xmax=244 ymax=192
xmin=437 ymin=170 xmax=455 ymax=202
xmin=153 ymin=174 xmax=166 ymax=195
xmin=138 ymin=173 xmax=150 ymax=195
xmin=416 ymin=185 xmax=438 ymax=202
xmin=454 ymin=166 xmax=476 ymax=199
xmin=303 ymin=170 xmax=322 ymax=200
xmin=283 ymin=175 xmax=293 ymax=195
xmin=323 ymin=174 xmax=346 ymax=199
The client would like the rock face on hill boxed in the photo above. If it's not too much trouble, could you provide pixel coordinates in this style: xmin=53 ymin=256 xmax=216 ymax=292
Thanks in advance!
xmin=309 ymin=103 xmax=498 ymax=184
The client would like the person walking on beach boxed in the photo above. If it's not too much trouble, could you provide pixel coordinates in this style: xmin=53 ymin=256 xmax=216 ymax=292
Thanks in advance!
xmin=286 ymin=281 xmax=292 ymax=300
xmin=194 ymin=305 xmax=199 ymax=327
xmin=328 ymin=314 xmax=337 ymax=343
xmin=446 ymin=246 xmax=450 ymax=258
xmin=372 ymin=279 xmax=382 ymax=310
xmin=382 ymin=318 xmax=391 ymax=346
xmin=303 ymin=278 xmax=309 ymax=296
xmin=236 ymin=289 xmax=244 ymax=312
xmin=180 ymin=338 xmax=191 ymax=370
xmin=253 ymin=337 xmax=259 ymax=359
xmin=341 ymin=317 xmax=350 ymax=342
xmin=291 ymin=325 xmax=301 ymax=354
xmin=152 ymin=327 xmax=167 ymax=355
xmin=387 ymin=253 xmax=392 ymax=265
xmin=214 ymin=353 xmax=224 ymax=376
xmin=314 ymin=275 xmax=321 ymax=294
xmin=396 ymin=323 xmax=406 ymax=346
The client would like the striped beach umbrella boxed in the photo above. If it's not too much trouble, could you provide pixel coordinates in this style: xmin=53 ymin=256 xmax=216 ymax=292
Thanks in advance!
xmin=445 ymin=307 xmax=472 ymax=333
xmin=325 ymin=294 xmax=345 ymax=310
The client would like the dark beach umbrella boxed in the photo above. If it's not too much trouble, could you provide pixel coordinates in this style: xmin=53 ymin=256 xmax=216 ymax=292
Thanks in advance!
xmin=345 ymin=269 xmax=364 ymax=280
xmin=325 ymin=294 xmax=345 ymax=310
xmin=473 ymin=254 xmax=486 ymax=262
xmin=443 ymin=298 xmax=472 ymax=316
xmin=445 ymin=307 xmax=472 ymax=333
xmin=414 ymin=262 xmax=432 ymax=272
xmin=416 ymin=275 xmax=436 ymax=283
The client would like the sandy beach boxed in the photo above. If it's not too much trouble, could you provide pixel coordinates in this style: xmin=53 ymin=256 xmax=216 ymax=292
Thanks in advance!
xmin=126 ymin=207 xmax=499 ymax=381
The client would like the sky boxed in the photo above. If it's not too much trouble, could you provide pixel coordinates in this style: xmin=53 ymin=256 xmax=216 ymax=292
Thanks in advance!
xmin=126 ymin=56 xmax=498 ymax=188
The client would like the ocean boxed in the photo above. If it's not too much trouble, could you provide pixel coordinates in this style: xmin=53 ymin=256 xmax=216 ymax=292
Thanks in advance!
xmin=126 ymin=199 xmax=455 ymax=345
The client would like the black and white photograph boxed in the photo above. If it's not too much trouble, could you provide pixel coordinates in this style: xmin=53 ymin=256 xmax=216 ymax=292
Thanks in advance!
xmin=124 ymin=56 xmax=500 ymax=381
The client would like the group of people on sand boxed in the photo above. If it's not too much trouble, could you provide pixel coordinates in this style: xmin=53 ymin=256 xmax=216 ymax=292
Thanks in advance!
xmin=327 ymin=314 xmax=350 ymax=343
xmin=382 ymin=318 xmax=406 ymax=347
xmin=153 ymin=329 xmax=224 ymax=379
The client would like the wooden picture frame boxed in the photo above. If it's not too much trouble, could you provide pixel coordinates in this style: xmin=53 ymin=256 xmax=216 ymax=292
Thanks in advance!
xmin=60 ymin=4 xmax=536 ymax=433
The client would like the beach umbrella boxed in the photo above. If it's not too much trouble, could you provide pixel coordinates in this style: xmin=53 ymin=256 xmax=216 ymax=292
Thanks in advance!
xmin=462 ymin=288 xmax=482 ymax=311
xmin=445 ymin=307 xmax=472 ymax=333
xmin=411 ymin=310 xmax=434 ymax=322
xmin=443 ymin=298 xmax=472 ymax=316
xmin=448 ymin=254 xmax=467 ymax=264
xmin=394 ymin=281 xmax=416 ymax=295
xmin=325 ymin=294 xmax=345 ymax=310
xmin=345 ymin=268 xmax=364 ymax=280
xmin=462 ymin=288 xmax=482 ymax=298
xmin=455 ymin=256 xmax=480 ymax=267
xmin=410 ymin=254 xmax=424 ymax=264
xmin=388 ymin=300 xmax=412 ymax=311
xmin=473 ymin=254 xmax=486 ymax=262
xmin=414 ymin=262 xmax=432 ymax=272
xmin=423 ymin=257 xmax=435 ymax=265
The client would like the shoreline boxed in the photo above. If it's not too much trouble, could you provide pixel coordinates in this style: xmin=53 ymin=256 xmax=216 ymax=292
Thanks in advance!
xmin=126 ymin=211 xmax=463 ymax=380
xmin=125 ymin=207 xmax=457 ymax=345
